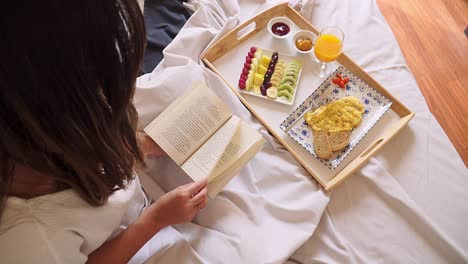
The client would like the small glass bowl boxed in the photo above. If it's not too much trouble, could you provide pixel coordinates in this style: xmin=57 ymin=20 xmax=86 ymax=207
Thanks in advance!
xmin=293 ymin=30 xmax=317 ymax=54
xmin=267 ymin=17 xmax=295 ymax=39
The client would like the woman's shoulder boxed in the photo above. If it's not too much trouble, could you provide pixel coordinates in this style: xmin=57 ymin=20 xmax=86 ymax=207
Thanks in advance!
xmin=0 ymin=207 xmax=88 ymax=264
xmin=3 ymin=176 xmax=143 ymax=219
xmin=0 ymin=176 xmax=146 ymax=258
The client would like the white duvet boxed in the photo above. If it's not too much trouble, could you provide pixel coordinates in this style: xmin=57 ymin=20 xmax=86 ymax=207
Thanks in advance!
xmin=131 ymin=0 xmax=468 ymax=263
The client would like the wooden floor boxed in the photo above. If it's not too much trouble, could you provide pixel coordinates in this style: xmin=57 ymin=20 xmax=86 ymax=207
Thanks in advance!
xmin=377 ymin=0 xmax=468 ymax=166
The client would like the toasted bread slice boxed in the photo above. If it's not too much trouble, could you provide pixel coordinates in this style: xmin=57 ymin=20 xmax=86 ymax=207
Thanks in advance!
xmin=329 ymin=131 xmax=350 ymax=152
xmin=313 ymin=131 xmax=333 ymax=159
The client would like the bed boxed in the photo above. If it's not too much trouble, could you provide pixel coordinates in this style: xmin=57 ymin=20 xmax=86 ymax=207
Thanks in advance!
xmin=131 ymin=0 xmax=468 ymax=263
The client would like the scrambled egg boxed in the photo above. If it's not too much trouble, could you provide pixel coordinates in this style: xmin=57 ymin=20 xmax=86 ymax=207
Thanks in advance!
xmin=304 ymin=96 xmax=364 ymax=132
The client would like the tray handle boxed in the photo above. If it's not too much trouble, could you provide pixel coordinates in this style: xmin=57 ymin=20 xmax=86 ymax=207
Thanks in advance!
xmin=359 ymin=138 xmax=384 ymax=158
xmin=324 ymin=113 xmax=414 ymax=191
xmin=202 ymin=3 xmax=288 ymax=62
xmin=231 ymin=3 xmax=288 ymax=39
xmin=235 ymin=21 xmax=257 ymax=41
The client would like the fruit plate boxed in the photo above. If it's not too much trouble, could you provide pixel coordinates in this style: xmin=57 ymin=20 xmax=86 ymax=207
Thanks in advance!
xmin=280 ymin=66 xmax=392 ymax=169
xmin=237 ymin=47 xmax=303 ymax=106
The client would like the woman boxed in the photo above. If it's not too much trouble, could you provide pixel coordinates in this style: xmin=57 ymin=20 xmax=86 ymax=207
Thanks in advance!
xmin=0 ymin=0 xmax=208 ymax=263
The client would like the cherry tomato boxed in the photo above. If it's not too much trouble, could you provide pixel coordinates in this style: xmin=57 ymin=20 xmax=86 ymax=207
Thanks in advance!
xmin=339 ymin=81 xmax=345 ymax=88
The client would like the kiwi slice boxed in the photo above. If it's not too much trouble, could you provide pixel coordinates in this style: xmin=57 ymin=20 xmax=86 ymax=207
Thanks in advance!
xmin=285 ymin=66 xmax=298 ymax=71
xmin=285 ymin=67 xmax=298 ymax=73
xmin=278 ymin=90 xmax=292 ymax=101
xmin=284 ymin=71 xmax=298 ymax=79
xmin=286 ymin=65 xmax=301 ymax=73
xmin=290 ymin=60 xmax=302 ymax=67
xmin=280 ymin=76 xmax=297 ymax=87
xmin=278 ymin=83 xmax=294 ymax=94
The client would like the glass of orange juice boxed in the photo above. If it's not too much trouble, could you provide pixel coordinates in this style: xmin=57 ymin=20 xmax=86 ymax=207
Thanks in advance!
xmin=314 ymin=26 xmax=344 ymax=78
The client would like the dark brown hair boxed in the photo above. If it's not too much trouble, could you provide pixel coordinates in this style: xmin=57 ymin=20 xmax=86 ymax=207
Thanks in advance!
xmin=0 ymin=0 xmax=146 ymax=213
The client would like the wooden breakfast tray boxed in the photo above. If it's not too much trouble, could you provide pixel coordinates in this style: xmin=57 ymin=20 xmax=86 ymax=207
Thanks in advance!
xmin=201 ymin=3 xmax=414 ymax=191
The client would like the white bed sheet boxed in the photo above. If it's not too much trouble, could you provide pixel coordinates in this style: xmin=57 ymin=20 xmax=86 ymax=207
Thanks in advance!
xmin=131 ymin=0 xmax=468 ymax=263
xmin=286 ymin=1 xmax=468 ymax=263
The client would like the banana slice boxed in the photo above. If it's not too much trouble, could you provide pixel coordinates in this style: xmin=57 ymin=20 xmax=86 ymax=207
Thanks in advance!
xmin=276 ymin=62 xmax=285 ymax=68
xmin=272 ymin=67 xmax=284 ymax=77
xmin=271 ymin=73 xmax=281 ymax=81
xmin=274 ymin=67 xmax=284 ymax=74
xmin=271 ymin=76 xmax=282 ymax=86
xmin=267 ymin=87 xmax=278 ymax=99
xmin=271 ymin=79 xmax=279 ymax=87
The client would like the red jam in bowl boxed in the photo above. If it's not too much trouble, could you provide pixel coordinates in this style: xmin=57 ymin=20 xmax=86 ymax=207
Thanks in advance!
xmin=271 ymin=22 xmax=290 ymax=36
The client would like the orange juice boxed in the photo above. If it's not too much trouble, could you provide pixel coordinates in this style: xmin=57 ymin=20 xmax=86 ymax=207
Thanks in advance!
xmin=314 ymin=34 xmax=343 ymax=62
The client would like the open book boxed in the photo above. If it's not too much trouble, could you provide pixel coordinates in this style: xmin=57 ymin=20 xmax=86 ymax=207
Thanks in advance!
xmin=144 ymin=82 xmax=266 ymax=198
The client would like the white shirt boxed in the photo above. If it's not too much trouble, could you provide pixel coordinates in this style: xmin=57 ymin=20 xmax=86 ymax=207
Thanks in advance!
xmin=0 ymin=176 xmax=147 ymax=264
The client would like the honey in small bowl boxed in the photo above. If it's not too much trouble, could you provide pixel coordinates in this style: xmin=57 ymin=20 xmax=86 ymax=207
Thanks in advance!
xmin=295 ymin=37 xmax=313 ymax=51
xmin=292 ymin=30 xmax=317 ymax=54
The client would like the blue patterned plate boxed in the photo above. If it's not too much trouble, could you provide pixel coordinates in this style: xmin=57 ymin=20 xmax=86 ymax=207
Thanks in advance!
xmin=279 ymin=66 xmax=392 ymax=169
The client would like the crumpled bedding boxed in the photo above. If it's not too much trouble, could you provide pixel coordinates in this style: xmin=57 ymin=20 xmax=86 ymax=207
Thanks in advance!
xmin=130 ymin=1 xmax=468 ymax=263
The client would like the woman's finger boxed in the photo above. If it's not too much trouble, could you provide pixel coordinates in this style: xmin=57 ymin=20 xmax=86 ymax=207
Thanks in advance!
xmin=196 ymin=197 xmax=208 ymax=210
xmin=190 ymin=186 xmax=207 ymax=206
xmin=186 ymin=177 xmax=208 ymax=195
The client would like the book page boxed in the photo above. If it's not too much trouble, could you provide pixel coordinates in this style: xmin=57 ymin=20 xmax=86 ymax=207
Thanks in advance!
xmin=209 ymin=120 xmax=266 ymax=183
xmin=207 ymin=140 xmax=264 ymax=198
xmin=144 ymin=82 xmax=232 ymax=165
xmin=180 ymin=116 xmax=240 ymax=181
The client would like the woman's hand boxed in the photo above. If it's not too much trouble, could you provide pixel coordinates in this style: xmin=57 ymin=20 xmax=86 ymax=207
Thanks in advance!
xmin=87 ymin=178 xmax=208 ymax=264
xmin=136 ymin=131 xmax=166 ymax=157
xmin=140 ymin=177 xmax=209 ymax=230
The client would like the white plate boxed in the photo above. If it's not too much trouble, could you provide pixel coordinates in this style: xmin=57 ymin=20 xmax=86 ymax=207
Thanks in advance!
xmin=237 ymin=47 xmax=303 ymax=106
xmin=280 ymin=66 xmax=392 ymax=169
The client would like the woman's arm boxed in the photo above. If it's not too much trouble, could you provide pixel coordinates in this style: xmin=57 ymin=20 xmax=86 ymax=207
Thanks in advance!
xmin=86 ymin=177 xmax=208 ymax=264
xmin=86 ymin=215 xmax=163 ymax=264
